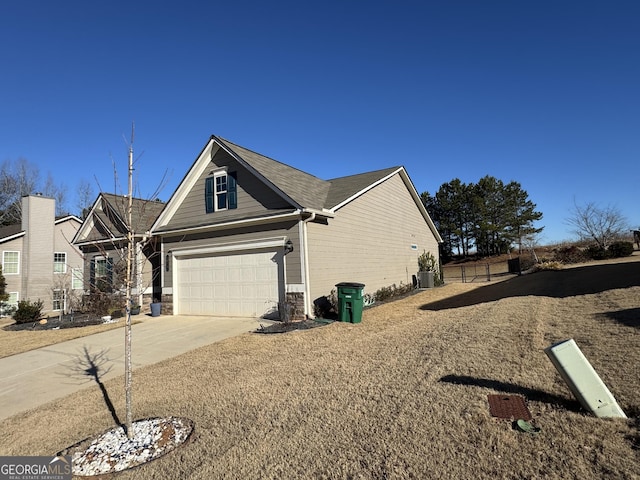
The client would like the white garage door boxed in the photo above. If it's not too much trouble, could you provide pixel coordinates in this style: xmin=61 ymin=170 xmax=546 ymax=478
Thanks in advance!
xmin=176 ymin=250 xmax=281 ymax=317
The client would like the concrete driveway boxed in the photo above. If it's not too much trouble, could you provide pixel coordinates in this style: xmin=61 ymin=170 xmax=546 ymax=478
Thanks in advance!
xmin=0 ymin=315 xmax=267 ymax=421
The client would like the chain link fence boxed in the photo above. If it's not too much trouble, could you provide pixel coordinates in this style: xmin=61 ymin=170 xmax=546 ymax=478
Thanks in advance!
xmin=441 ymin=259 xmax=517 ymax=283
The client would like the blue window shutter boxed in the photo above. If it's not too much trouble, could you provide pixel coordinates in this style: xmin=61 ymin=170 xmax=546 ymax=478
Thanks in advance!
xmin=90 ymin=258 xmax=95 ymax=289
xmin=106 ymin=258 xmax=114 ymax=286
xmin=205 ymin=177 xmax=214 ymax=213
xmin=228 ymin=172 xmax=237 ymax=209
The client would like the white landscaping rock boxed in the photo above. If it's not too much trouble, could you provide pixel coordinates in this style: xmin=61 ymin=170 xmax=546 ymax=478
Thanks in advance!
xmin=62 ymin=416 xmax=193 ymax=476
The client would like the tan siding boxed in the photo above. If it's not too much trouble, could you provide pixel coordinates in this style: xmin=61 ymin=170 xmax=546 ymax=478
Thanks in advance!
xmin=52 ymin=220 xmax=85 ymax=310
xmin=165 ymin=149 xmax=293 ymax=230
xmin=139 ymin=252 xmax=157 ymax=298
xmin=307 ymin=173 xmax=439 ymax=302
xmin=1 ymin=237 xmax=24 ymax=301
xmin=22 ymin=196 xmax=56 ymax=309
xmin=162 ymin=220 xmax=301 ymax=289
xmin=54 ymin=221 xmax=84 ymax=273
xmin=283 ymin=222 xmax=301 ymax=285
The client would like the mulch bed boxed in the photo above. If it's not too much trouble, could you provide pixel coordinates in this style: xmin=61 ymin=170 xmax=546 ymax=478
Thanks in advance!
xmin=256 ymin=318 xmax=335 ymax=334
xmin=2 ymin=314 xmax=118 ymax=331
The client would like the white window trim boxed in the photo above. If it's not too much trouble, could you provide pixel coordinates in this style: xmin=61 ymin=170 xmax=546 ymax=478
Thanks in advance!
xmin=8 ymin=292 xmax=19 ymax=305
xmin=52 ymin=289 xmax=66 ymax=311
xmin=54 ymin=252 xmax=67 ymax=274
xmin=2 ymin=251 xmax=20 ymax=275
xmin=214 ymin=170 xmax=228 ymax=212
xmin=71 ymin=268 xmax=83 ymax=290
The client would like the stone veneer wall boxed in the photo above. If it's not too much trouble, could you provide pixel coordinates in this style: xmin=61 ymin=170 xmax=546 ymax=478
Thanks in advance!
xmin=142 ymin=294 xmax=174 ymax=315
xmin=160 ymin=294 xmax=174 ymax=315
xmin=285 ymin=292 xmax=305 ymax=322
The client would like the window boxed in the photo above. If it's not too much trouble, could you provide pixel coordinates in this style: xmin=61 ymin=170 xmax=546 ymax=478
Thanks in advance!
xmin=54 ymin=252 xmax=67 ymax=273
xmin=216 ymin=173 xmax=227 ymax=210
xmin=7 ymin=292 xmax=18 ymax=306
xmin=2 ymin=251 xmax=19 ymax=275
xmin=72 ymin=268 xmax=83 ymax=290
xmin=53 ymin=289 xmax=65 ymax=311
xmin=91 ymin=257 xmax=113 ymax=292
xmin=205 ymin=171 xmax=237 ymax=213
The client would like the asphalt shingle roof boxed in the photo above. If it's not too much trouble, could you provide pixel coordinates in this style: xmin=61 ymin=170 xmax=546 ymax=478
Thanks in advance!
xmin=325 ymin=167 xmax=400 ymax=210
xmin=100 ymin=193 xmax=166 ymax=235
xmin=0 ymin=224 xmax=23 ymax=241
xmin=217 ymin=137 xmax=401 ymax=212
xmin=218 ymin=138 xmax=331 ymax=210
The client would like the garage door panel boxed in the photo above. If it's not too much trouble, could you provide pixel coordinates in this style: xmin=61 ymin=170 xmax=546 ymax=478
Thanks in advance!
xmin=177 ymin=250 xmax=281 ymax=317
xmin=228 ymin=269 xmax=243 ymax=283
xmin=201 ymin=270 xmax=214 ymax=282
xmin=212 ymin=269 xmax=226 ymax=282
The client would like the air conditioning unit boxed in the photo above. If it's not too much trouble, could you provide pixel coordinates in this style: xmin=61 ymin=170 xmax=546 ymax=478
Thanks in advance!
xmin=544 ymin=339 xmax=626 ymax=418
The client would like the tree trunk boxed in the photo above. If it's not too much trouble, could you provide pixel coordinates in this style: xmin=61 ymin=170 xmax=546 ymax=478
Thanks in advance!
xmin=124 ymin=133 xmax=134 ymax=439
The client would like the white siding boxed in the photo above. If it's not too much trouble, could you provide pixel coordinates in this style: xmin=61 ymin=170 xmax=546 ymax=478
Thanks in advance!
xmin=307 ymin=173 xmax=439 ymax=303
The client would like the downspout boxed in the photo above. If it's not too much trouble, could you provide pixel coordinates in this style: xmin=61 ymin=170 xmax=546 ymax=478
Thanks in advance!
xmin=301 ymin=212 xmax=316 ymax=317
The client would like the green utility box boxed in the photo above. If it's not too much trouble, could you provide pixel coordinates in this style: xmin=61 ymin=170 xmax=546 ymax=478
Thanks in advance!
xmin=336 ymin=282 xmax=365 ymax=323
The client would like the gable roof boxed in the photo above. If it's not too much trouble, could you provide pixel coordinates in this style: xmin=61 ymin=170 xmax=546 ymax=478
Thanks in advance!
xmin=73 ymin=193 xmax=166 ymax=245
xmin=0 ymin=216 xmax=81 ymax=246
xmin=152 ymin=135 xmax=442 ymax=242
xmin=325 ymin=167 xmax=401 ymax=210
xmin=217 ymin=137 xmax=331 ymax=211
xmin=55 ymin=215 xmax=83 ymax=226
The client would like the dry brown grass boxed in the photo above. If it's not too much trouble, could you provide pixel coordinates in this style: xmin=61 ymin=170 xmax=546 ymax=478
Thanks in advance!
xmin=1 ymin=259 xmax=639 ymax=479
xmin=0 ymin=317 xmax=144 ymax=359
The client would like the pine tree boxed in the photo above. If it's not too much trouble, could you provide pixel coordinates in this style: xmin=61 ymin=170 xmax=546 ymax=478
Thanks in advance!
xmin=422 ymin=175 xmax=543 ymax=257
xmin=0 ymin=265 xmax=9 ymax=316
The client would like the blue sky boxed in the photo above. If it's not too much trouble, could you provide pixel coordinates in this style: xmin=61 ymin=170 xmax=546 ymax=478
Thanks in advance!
xmin=1 ymin=1 xmax=638 ymax=244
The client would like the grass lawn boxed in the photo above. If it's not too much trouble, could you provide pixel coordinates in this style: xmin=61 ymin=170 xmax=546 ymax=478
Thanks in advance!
xmin=0 ymin=316 xmax=144 ymax=359
xmin=0 ymin=257 xmax=638 ymax=479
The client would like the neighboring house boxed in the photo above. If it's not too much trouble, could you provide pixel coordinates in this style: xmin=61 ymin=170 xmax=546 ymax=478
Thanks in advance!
xmin=72 ymin=193 xmax=166 ymax=306
xmin=0 ymin=195 xmax=83 ymax=316
xmin=149 ymin=135 xmax=443 ymax=319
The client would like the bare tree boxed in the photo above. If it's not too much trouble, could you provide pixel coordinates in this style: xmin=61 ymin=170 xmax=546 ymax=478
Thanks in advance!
xmin=566 ymin=201 xmax=629 ymax=250
xmin=0 ymin=158 xmax=39 ymax=224
xmin=43 ymin=172 xmax=69 ymax=216
xmin=124 ymin=129 xmax=134 ymax=439
xmin=0 ymin=158 xmax=69 ymax=224
xmin=76 ymin=124 xmax=168 ymax=439
xmin=76 ymin=179 xmax=95 ymax=219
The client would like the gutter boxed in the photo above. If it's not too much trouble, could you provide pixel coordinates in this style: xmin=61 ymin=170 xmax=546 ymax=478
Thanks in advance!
xmin=151 ymin=211 xmax=302 ymax=237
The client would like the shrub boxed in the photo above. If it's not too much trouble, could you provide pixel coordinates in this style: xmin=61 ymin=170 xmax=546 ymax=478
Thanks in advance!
xmin=536 ymin=261 xmax=563 ymax=271
xmin=13 ymin=299 xmax=44 ymax=324
xmin=313 ymin=289 xmax=338 ymax=319
xmin=607 ymin=241 xmax=634 ymax=258
xmin=584 ymin=244 xmax=608 ymax=260
xmin=554 ymin=246 xmax=586 ymax=264
xmin=520 ymin=257 xmax=537 ymax=271
xmin=373 ymin=282 xmax=414 ymax=303
xmin=83 ymin=291 xmax=123 ymax=316
xmin=418 ymin=251 xmax=438 ymax=272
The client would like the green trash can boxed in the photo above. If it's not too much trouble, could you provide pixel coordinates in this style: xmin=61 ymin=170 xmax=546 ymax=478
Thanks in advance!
xmin=335 ymin=282 xmax=365 ymax=323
